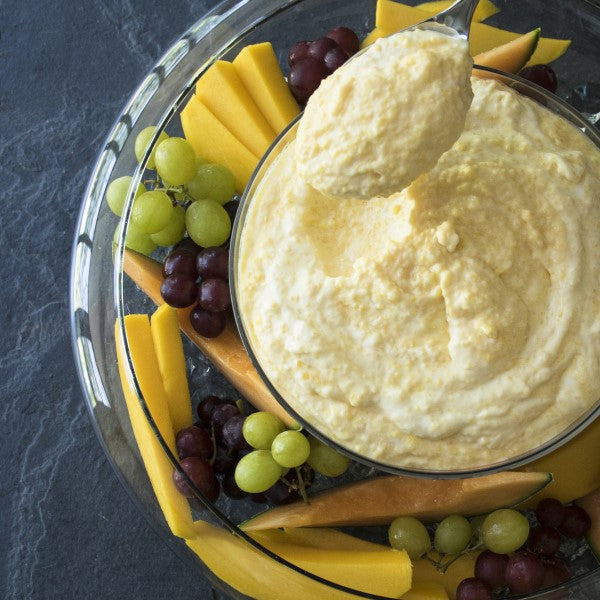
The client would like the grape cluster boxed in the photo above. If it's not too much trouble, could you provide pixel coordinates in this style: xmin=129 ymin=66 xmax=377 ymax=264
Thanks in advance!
xmin=173 ymin=400 xmax=350 ymax=508
xmin=454 ymin=498 xmax=591 ymax=600
xmin=160 ymin=238 xmax=238 ymax=338
xmin=287 ymin=26 xmax=360 ymax=105
xmin=107 ymin=126 xmax=237 ymax=258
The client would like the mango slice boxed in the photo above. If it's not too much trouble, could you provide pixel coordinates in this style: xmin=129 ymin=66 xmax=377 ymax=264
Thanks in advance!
xmin=150 ymin=304 xmax=193 ymax=434
xmin=233 ymin=42 xmax=300 ymax=134
xmin=195 ymin=60 xmax=276 ymax=158
xmin=412 ymin=551 xmax=480 ymax=600
xmin=518 ymin=417 xmax=600 ymax=506
xmin=122 ymin=248 xmax=296 ymax=427
xmin=241 ymin=471 xmax=551 ymax=530
xmin=368 ymin=0 xmax=570 ymax=66
xmin=115 ymin=315 xmax=195 ymax=539
xmin=248 ymin=529 xmax=412 ymax=598
xmin=403 ymin=582 xmax=449 ymax=600
xmin=181 ymin=95 xmax=259 ymax=191
xmin=186 ymin=520 xmax=393 ymax=600
xmin=473 ymin=29 xmax=540 ymax=75
xmin=416 ymin=0 xmax=498 ymax=23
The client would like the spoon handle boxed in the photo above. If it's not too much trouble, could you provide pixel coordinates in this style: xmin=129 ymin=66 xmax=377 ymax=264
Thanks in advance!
xmin=426 ymin=0 xmax=479 ymax=38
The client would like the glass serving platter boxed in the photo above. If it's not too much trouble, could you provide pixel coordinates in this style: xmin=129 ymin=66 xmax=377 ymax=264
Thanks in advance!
xmin=71 ymin=0 xmax=600 ymax=598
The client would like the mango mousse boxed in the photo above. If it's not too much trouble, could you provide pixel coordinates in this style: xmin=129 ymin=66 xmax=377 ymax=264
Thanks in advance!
xmin=237 ymin=31 xmax=600 ymax=470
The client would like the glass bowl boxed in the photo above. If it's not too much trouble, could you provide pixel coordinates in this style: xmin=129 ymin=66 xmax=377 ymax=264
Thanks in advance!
xmin=230 ymin=66 xmax=600 ymax=477
xmin=71 ymin=0 xmax=600 ymax=598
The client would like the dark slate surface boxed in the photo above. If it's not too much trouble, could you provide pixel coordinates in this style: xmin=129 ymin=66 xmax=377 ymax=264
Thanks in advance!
xmin=1 ymin=1 xmax=225 ymax=598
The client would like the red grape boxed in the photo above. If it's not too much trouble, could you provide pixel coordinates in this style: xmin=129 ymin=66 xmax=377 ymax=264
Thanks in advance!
xmin=307 ymin=36 xmax=338 ymax=62
xmin=474 ymin=550 xmax=509 ymax=589
xmin=196 ymin=394 xmax=224 ymax=426
xmin=221 ymin=414 xmax=250 ymax=451
xmin=212 ymin=446 xmax=238 ymax=474
xmin=325 ymin=26 xmax=360 ymax=56
xmin=558 ymin=504 xmax=591 ymax=539
xmin=536 ymin=498 xmax=565 ymax=529
xmin=160 ymin=274 xmax=198 ymax=308
xmin=528 ymin=525 xmax=561 ymax=556
xmin=222 ymin=472 xmax=248 ymax=499
xmin=456 ymin=577 xmax=493 ymax=600
xmin=211 ymin=403 xmax=239 ymax=436
xmin=264 ymin=479 xmax=299 ymax=505
xmin=173 ymin=456 xmax=220 ymax=502
xmin=541 ymin=556 xmax=570 ymax=588
xmin=190 ymin=306 xmax=226 ymax=337
xmin=176 ymin=426 xmax=213 ymax=460
xmin=162 ymin=248 xmax=198 ymax=278
xmin=324 ymin=46 xmax=349 ymax=73
xmin=504 ymin=551 xmax=545 ymax=595
xmin=198 ymin=277 xmax=231 ymax=312
xmin=196 ymin=246 xmax=229 ymax=280
xmin=288 ymin=40 xmax=311 ymax=67
xmin=174 ymin=237 xmax=202 ymax=255
xmin=223 ymin=198 xmax=240 ymax=225
xmin=519 ymin=64 xmax=558 ymax=94
xmin=289 ymin=58 xmax=329 ymax=104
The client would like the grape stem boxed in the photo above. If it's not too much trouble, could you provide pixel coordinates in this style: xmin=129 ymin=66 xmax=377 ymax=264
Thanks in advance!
xmin=425 ymin=540 xmax=484 ymax=574
xmin=208 ymin=425 xmax=218 ymax=466
xmin=294 ymin=466 xmax=309 ymax=504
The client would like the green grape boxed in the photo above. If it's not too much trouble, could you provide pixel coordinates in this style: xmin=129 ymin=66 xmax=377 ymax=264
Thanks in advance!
xmin=481 ymin=509 xmax=530 ymax=554
xmin=154 ymin=137 xmax=197 ymax=185
xmin=113 ymin=221 xmax=157 ymax=256
xmin=306 ymin=437 xmax=349 ymax=477
xmin=134 ymin=126 xmax=169 ymax=169
xmin=131 ymin=190 xmax=173 ymax=234
xmin=234 ymin=449 xmax=283 ymax=493
xmin=434 ymin=514 xmax=472 ymax=555
xmin=242 ymin=412 xmax=286 ymax=450
xmin=388 ymin=516 xmax=431 ymax=560
xmin=150 ymin=205 xmax=186 ymax=246
xmin=271 ymin=430 xmax=311 ymax=468
xmin=186 ymin=163 xmax=236 ymax=205
xmin=185 ymin=199 xmax=231 ymax=247
xmin=106 ymin=176 xmax=145 ymax=216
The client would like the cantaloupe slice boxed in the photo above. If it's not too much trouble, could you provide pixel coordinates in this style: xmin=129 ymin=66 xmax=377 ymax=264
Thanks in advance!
xmin=195 ymin=60 xmax=276 ymax=158
xmin=241 ymin=471 xmax=551 ymax=530
xmin=575 ymin=486 xmax=600 ymax=560
xmin=518 ymin=417 xmax=600 ymax=507
xmin=180 ymin=95 xmax=259 ymax=191
xmin=247 ymin=530 xmax=412 ymax=598
xmin=369 ymin=0 xmax=570 ymax=66
xmin=122 ymin=248 xmax=296 ymax=427
xmin=150 ymin=304 xmax=193 ymax=434
xmin=412 ymin=551 xmax=480 ymax=600
xmin=115 ymin=315 xmax=195 ymax=539
xmin=187 ymin=520 xmax=373 ymax=600
xmin=473 ymin=28 xmax=539 ymax=74
xmin=233 ymin=42 xmax=300 ymax=134
xmin=416 ymin=0 xmax=498 ymax=23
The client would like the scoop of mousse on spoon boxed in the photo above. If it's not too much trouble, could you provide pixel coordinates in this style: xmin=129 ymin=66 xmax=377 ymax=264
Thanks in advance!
xmin=294 ymin=0 xmax=480 ymax=200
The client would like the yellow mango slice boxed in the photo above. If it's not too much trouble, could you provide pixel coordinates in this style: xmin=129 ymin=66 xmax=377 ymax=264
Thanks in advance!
xmin=370 ymin=0 xmax=570 ymax=65
xmin=473 ymin=29 xmax=539 ymax=74
xmin=248 ymin=530 xmax=412 ymax=598
xmin=233 ymin=42 xmax=300 ymax=134
xmin=150 ymin=304 xmax=193 ymax=434
xmin=416 ymin=0 xmax=498 ymax=22
xmin=181 ymin=95 xmax=259 ymax=191
xmin=518 ymin=416 xmax=600 ymax=506
xmin=402 ymin=582 xmax=449 ymax=600
xmin=412 ymin=551 xmax=480 ymax=600
xmin=122 ymin=248 xmax=296 ymax=427
xmin=195 ymin=60 xmax=276 ymax=157
xmin=115 ymin=315 xmax=194 ymax=539
xmin=186 ymin=520 xmax=388 ymax=600
xmin=576 ymin=486 xmax=600 ymax=559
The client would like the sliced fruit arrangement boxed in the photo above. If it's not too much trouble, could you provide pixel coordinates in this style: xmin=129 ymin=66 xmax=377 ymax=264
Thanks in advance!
xmin=364 ymin=0 xmax=571 ymax=66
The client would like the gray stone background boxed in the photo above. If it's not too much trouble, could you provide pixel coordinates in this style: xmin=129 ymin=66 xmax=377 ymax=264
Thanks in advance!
xmin=1 ymin=1 xmax=223 ymax=598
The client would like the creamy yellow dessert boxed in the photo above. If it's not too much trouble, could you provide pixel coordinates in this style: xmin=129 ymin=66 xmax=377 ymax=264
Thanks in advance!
xmin=238 ymin=62 xmax=600 ymax=470
xmin=296 ymin=29 xmax=473 ymax=199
